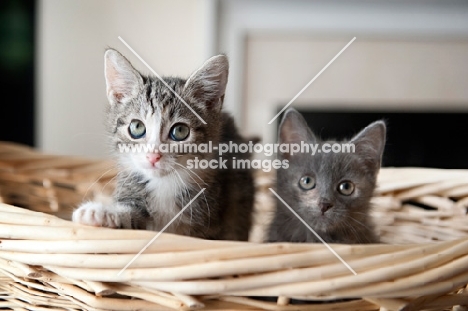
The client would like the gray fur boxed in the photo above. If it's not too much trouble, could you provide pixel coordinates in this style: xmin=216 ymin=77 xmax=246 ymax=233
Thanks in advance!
xmin=77 ymin=49 xmax=254 ymax=241
xmin=267 ymin=108 xmax=385 ymax=244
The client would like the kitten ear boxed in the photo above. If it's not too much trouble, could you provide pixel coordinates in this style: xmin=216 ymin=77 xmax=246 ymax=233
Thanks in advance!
xmin=351 ymin=120 xmax=386 ymax=171
xmin=184 ymin=55 xmax=228 ymax=111
xmin=278 ymin=108 xmax=317 ymax=145
xmin=104 ymin=49 xmax=144 ymax=105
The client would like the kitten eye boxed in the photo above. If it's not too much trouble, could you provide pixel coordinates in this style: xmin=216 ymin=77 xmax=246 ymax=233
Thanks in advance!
xmin=128 ymin=119 xmax=146 ymax=139
xmin=299 ymin=175 xmax=316 ymax=190
xmin=170 ymin=123 xmax=190 ymax=141
xmin=338 ymin=181 xmax=355 ymax=196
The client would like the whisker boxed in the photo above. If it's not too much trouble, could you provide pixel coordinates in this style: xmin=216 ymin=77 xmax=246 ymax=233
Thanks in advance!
xmin=173 ymin=162 xmax=207 ymax=186
xmin=172 ymin=167 xmax=192 ymax=231
xmin=81 ymin=165 xmax=116 ymax=200
xmin=100 ymin=174 xmax=119 ymax=195
xmin=344 ymin=216 xmax=373 ymax=243
xmin=345 ymin=214 xmax=367 ymax=228
xmin=169 ymin=170 xmax=184 ymax=229
xmin=113 ymin=169 xmax=135 ymax=199
xmin=100 ymin=166 xmax=133 ymax=194
xmin=175 ymin=165 xmax=210 ymax=230
xmin=172 ymin=168 xmax=189 ymax=202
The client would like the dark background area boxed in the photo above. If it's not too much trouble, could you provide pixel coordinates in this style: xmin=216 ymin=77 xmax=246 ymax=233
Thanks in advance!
xmin=287 ymin=109 xmax=468 ymax=169
xmin=0 ymin=0 xmax=35 ymax=147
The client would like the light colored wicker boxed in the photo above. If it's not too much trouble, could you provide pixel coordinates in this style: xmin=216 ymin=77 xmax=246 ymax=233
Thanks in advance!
xmin=0 ymin=142 xmax=468 ymax=310
xmin=372 ymin=168 xmax=468 ymax=245
xmin=0 ymin=142 xmax=116 ymax=219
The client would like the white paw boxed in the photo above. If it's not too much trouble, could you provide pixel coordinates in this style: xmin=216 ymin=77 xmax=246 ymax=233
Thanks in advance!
xmin=72 ymin=201 xmax=124 ymax=228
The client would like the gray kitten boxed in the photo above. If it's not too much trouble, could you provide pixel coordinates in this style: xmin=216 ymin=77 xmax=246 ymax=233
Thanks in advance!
xmin=73 ymin=49 xmax=254 ymax=241
xmin=267 ymin=108 xmax=385 ymax=244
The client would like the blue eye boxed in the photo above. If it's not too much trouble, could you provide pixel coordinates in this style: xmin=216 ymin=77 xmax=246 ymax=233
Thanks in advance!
xmin=128 ymin=119 xmax=146 ymax=139
xmin=170 ymin=124 xmax=190 ymax=141
xmin=299 ymin=175 xmax=315 ymax=190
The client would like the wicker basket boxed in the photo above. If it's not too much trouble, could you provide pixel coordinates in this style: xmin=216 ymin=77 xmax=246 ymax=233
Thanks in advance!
xmin=0 ymin=142 xmax=467 ymax=311
xmin=0 ymin=142 xmax=116 ymax=219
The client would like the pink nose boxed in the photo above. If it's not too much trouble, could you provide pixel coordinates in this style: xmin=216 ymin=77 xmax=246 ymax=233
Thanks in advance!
xmin=146 ymin=153 xmax=161 ymax=165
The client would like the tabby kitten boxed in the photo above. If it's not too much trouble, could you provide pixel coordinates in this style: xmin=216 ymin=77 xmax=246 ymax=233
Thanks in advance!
xmin=73 ymin=49 xmax=254 ymax=241
xmin=267 ymin=108 xmax=385 ymax=244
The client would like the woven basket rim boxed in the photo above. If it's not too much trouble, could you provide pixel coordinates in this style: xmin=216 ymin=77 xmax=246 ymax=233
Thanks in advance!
xmin=1 ymin=166 xmax=468 ymax=310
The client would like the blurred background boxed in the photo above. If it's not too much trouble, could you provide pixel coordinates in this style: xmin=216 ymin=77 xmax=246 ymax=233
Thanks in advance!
xmin=1 ymin=0 xmax=468 ymax=168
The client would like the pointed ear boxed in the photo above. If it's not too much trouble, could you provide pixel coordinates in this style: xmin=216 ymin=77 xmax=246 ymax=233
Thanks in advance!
xmin=278 ymin=108 xmax=317 ymax=146
xmin=351 ymin=120 xmax=386 ymax=171
xmin=184 ymin=55 xmax=228 ymax=111
xmin=104 ymin=49 xmax=144 ymax=105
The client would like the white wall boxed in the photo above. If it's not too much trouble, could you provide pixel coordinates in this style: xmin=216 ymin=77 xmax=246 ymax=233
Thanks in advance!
xmin=218 ymin=0 xmax=468 ymax=128
xmin=244 ymin=37 xmax=468 ymax=144
xmin=37 ymin=0 xmax=215 ymax=158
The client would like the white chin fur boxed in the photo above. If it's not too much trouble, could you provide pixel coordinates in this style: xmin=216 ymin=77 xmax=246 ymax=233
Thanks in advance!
xmin=141 ymin=167 xmax=171 ymax=178
xmin=144 ymin=168 xmax=194 ymax=232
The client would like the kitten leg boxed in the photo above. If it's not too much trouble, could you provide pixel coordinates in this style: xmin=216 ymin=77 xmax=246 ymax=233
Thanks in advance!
xmin=72 ymin=201 xmax=132 ymax=229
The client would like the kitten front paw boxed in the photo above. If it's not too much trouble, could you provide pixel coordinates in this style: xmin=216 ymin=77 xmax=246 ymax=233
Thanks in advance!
xmin=72 ymin=201 xmax=124 ymax=228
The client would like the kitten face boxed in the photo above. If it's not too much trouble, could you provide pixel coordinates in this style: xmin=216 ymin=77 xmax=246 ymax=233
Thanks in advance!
xmin=279 ymin=150 xmax=379 ymax=232
xmin=108 ymin=79 xmax=205 ymax=178
xmin=103 ymin=49 xmax=228 ymax=179
xmin=277 ymin=108 xmax=386 ymax=234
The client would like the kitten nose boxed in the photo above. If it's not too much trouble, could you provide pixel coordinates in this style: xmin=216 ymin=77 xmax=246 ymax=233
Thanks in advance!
xmin=146 ymin=153 xmax=161 ymax=165
xmin=319 ymin=201 xmax=334 ymax=214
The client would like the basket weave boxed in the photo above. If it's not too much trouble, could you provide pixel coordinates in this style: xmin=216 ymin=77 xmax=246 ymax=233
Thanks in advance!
xmin=0 ymin=142 xmax=468 ymax=311
xmin=0 ymin=142 xmax=116 ymax=219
